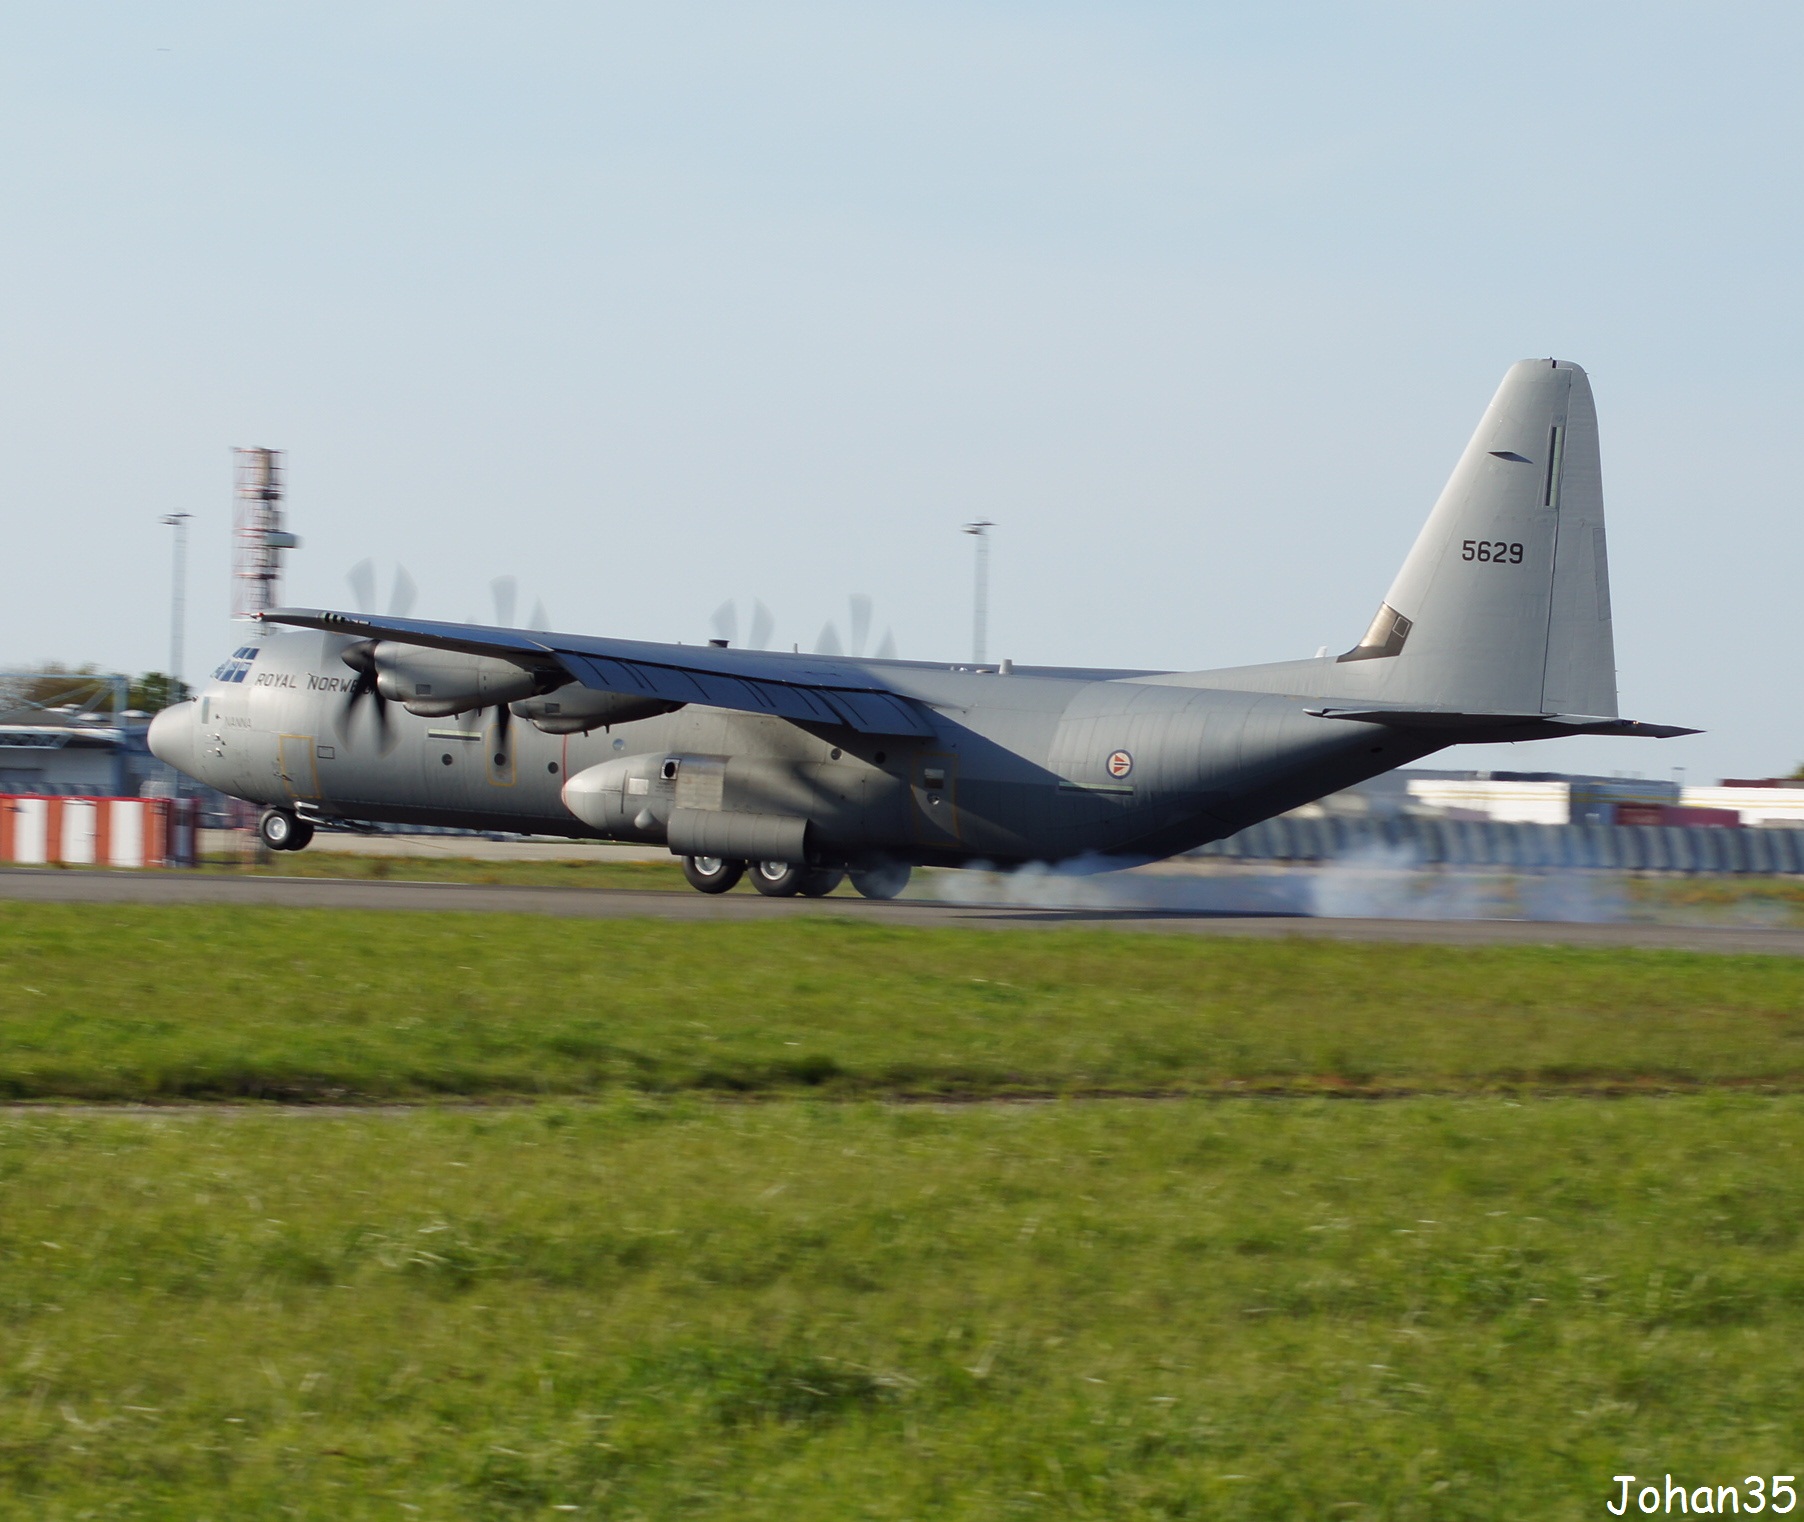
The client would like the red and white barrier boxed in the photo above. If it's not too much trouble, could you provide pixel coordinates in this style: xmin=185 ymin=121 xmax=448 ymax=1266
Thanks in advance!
xmin=0 ymin=796 xmax=197 ymax=868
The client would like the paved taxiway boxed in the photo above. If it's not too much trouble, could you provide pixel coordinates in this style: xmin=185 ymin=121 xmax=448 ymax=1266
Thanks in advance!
xmin=3 ymin=867 xmax=1800 ymax=957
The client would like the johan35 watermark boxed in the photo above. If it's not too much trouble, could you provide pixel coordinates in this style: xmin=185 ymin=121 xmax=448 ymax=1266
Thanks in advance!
xmin=1610 ymin=1475 xmax=1795 ymax=1514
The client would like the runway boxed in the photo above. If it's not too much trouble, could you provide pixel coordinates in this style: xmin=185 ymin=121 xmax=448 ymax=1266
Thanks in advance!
xmin=4 ymin=866 xmax=1801 ymax=956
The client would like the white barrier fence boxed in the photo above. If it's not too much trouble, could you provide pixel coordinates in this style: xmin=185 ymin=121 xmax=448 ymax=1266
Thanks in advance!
xmin=0 ymin=796 xmax=197 ymax=868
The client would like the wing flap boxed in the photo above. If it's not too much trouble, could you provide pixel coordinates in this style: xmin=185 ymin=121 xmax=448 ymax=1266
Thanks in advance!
xmin=821 ymin=688 xmax=938 ymax=735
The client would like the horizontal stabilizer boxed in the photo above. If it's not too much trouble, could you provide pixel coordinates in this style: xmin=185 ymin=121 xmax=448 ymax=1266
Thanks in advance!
xmin=1306 ymin=707 xmax=1699 ymax=740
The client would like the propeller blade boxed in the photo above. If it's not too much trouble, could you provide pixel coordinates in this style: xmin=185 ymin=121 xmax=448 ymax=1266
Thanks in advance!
xmin=747 ymin=600 xmax=775 ymax=651
xmin=710 ymin=600 xmax=738 ymax=645
xmin=529 ymin=598 xmax=549 ymax=633
xmin=388 ymin=566 xmax=417 ymax=618
xmin=491 ymin=575 xmax=518 ymax=628
xmin=335 ymin=662 xmax=396 ymax=756
xmin=875 ymin=628 xmax=897 ymax=660
xmin=848 ymin=594 xmax=873 ymax=657
xmin=813 ymin=622 xmax=843 ymax=657
xmin=346 ymin=559 xmax=377 ymax=614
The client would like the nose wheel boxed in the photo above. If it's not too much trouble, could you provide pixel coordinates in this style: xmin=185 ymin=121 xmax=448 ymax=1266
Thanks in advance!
xmin=257 ymin=808 xmax=315 ymax=852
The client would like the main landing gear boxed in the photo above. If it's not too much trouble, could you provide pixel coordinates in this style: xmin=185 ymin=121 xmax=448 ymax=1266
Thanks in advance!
xmin=681 ymin=855 xmax=744 ymax=894
xmin=749 ymin=860 xmax=844 ymax=898
xmin=678 ymin=856 xmax=911 ymax=900
xmin=257 ymin=808 xmax=315 ymax=852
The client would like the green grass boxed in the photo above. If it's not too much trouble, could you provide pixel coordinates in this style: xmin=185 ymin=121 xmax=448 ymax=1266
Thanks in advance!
xmin=196 ymin=850 xmax=695 ymax=891
xmin=1627 ymin=871 xmax=1804 ymax=923
xmin=4 ymin=905 xmax=1803 ymax=1515
xmin=1 ymin=1098 xmax=1801 ymax=1519
xmin=2 ymin=903 xmax=1803 ymax=1102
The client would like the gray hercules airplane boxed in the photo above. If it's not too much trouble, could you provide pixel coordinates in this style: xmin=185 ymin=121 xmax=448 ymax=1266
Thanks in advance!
xmin=150 ymin=358 xmax=1692 ymax=898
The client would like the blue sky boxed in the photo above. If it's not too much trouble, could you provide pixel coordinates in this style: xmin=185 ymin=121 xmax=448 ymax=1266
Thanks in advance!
xmin=2 ymin=2 xmax=1798 ymax=778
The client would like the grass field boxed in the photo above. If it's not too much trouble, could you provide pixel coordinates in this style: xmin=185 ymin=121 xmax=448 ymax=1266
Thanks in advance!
xmin=1 ymin=903 xmax=1803 ymax=1101
xmin=3 ymin=1099 xmax=1802 ymax=1519
xmin=199 ymin=850 xmax=695 ymax=892
xmin=3 ymin=902 xmax=1803 ymax=1517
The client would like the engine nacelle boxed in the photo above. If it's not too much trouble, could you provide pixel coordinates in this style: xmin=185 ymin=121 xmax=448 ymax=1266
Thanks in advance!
xmin=561 ymin=754 xmax=669 ymax=834
xmin=511 ymin=684 xmax=684 ymax=734
xmin=561 ymin=754 xmax=809 ymax=861
xmin=348 ymin=641 xmax=550 ymax=718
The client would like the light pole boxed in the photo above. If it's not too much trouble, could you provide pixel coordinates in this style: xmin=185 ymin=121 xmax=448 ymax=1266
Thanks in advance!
xmin=962 ymin=520 xmax=994 ymax=665
xmin=160 ymin=513 xmax=192 ymax=704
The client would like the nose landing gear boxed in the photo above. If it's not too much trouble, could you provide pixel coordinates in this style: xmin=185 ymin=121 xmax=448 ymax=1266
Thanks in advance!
xmin=257 ymin=808 xmax=315 ymax=852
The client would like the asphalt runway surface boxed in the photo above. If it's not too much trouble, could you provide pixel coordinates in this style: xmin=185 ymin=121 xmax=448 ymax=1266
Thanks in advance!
xmin=4 ymin=866 xmax=1801 ymax=956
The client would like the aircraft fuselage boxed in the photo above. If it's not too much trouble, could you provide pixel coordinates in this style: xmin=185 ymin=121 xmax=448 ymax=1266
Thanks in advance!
xmin=154 ymin=628 xmax=1437 ymax=868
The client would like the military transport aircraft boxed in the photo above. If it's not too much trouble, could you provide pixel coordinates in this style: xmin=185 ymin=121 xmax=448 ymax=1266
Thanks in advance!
xmin=149 ymin=358 xmax=1692 ymax=899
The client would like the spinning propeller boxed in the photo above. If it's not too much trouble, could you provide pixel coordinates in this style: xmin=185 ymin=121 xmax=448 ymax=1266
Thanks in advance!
xmin=334 ymin=560 xmax=417 ymax=755
xmin=813 ymin=594 xmax=897 ymax=659
xmin=710 ymin=599 xmax=776 ymax=650
xmin=711 ymin=595 xmax=896 ymax=659
xmin=333 ymin=565 xmax=554 ymax=760
xmin=483 ymin=576 xmax=551 ymax=632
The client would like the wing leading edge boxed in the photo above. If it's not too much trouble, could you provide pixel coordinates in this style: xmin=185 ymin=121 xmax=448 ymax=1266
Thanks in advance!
xmin=258 ymin=608 xmax=938 ymax=738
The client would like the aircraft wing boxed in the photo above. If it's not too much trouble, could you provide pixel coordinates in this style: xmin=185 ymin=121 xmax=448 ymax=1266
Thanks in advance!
xmin=258 ymin=608 xmax=939 ymax=738
xmin=1305 ymin=707 xmax=1700 ymax=740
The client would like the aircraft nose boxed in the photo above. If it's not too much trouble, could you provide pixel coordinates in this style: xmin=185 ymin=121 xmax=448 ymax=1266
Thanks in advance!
xmin=147 ymin=700 xmax=198 ymax=774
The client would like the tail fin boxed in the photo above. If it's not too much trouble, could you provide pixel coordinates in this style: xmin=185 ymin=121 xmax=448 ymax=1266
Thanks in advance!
xmin=1341 ymin=358 xmax=1617 ymax=717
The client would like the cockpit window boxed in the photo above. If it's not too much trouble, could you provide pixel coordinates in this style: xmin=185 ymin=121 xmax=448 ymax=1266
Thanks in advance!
xmin=212 ymin=648 xmax=260 ymax=682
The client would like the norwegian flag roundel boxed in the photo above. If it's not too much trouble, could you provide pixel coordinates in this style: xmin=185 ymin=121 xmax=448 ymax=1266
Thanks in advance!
xmin=1106 ymin=750 xmax=1133 ymax=779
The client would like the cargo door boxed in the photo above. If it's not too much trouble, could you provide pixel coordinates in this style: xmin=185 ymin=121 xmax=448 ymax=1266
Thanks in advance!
xmin=911 ymin=753 xmax=961 ymax=849
xmin=278 ymin=734 xmax=320 ymax=800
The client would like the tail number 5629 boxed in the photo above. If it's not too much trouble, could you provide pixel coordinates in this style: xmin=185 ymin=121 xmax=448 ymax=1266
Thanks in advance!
xmin=1463 ymin=540 xmax=1523 ymax=564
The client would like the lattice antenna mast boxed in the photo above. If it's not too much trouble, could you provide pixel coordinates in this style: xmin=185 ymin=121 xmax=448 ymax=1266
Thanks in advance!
xmin=231 ymin=448 xmax=299 ymax=619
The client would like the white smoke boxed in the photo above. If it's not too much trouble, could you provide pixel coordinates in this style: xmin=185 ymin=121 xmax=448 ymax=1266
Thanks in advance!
xmin=920 ymin=846 xmax=1777 ymax=926
xmin=928 ymin=857 xmax=1312 ymax=916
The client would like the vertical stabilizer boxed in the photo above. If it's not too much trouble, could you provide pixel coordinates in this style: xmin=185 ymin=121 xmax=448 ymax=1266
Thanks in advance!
xmin=1339 ymin=358 xmax=1617 ymax=716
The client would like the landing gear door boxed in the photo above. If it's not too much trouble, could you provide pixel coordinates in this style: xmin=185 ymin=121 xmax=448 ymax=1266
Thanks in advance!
xmin=278 ymin=734 xmax=319 ymax=800
xmin=910 ymin=753 xmax=961 ymax=848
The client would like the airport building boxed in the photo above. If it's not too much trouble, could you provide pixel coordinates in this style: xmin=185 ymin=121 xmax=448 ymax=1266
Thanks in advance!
xmin=0 ymin=688 xmax=228 ymax=830
xmin=0 ymin=703 xmax=169 ymax=798
xmin=1192 ymin=769 xmax=1804 ymax=876
xmin=1290 ymin=770 xmax=1804 ymax=830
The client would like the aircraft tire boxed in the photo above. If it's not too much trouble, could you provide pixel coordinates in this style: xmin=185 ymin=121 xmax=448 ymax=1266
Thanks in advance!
xmin=849 ymin=863 xmax=911 ymax=900
xmin=749 ymin=860 xmax=806 ymax=897
xmin=257 ymin=809 xmax=312 ymax=852
xmin=798 ymin=867 xmax=845 ymax=898
xmin=682 ymin=855 xmax=745 ymax=894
